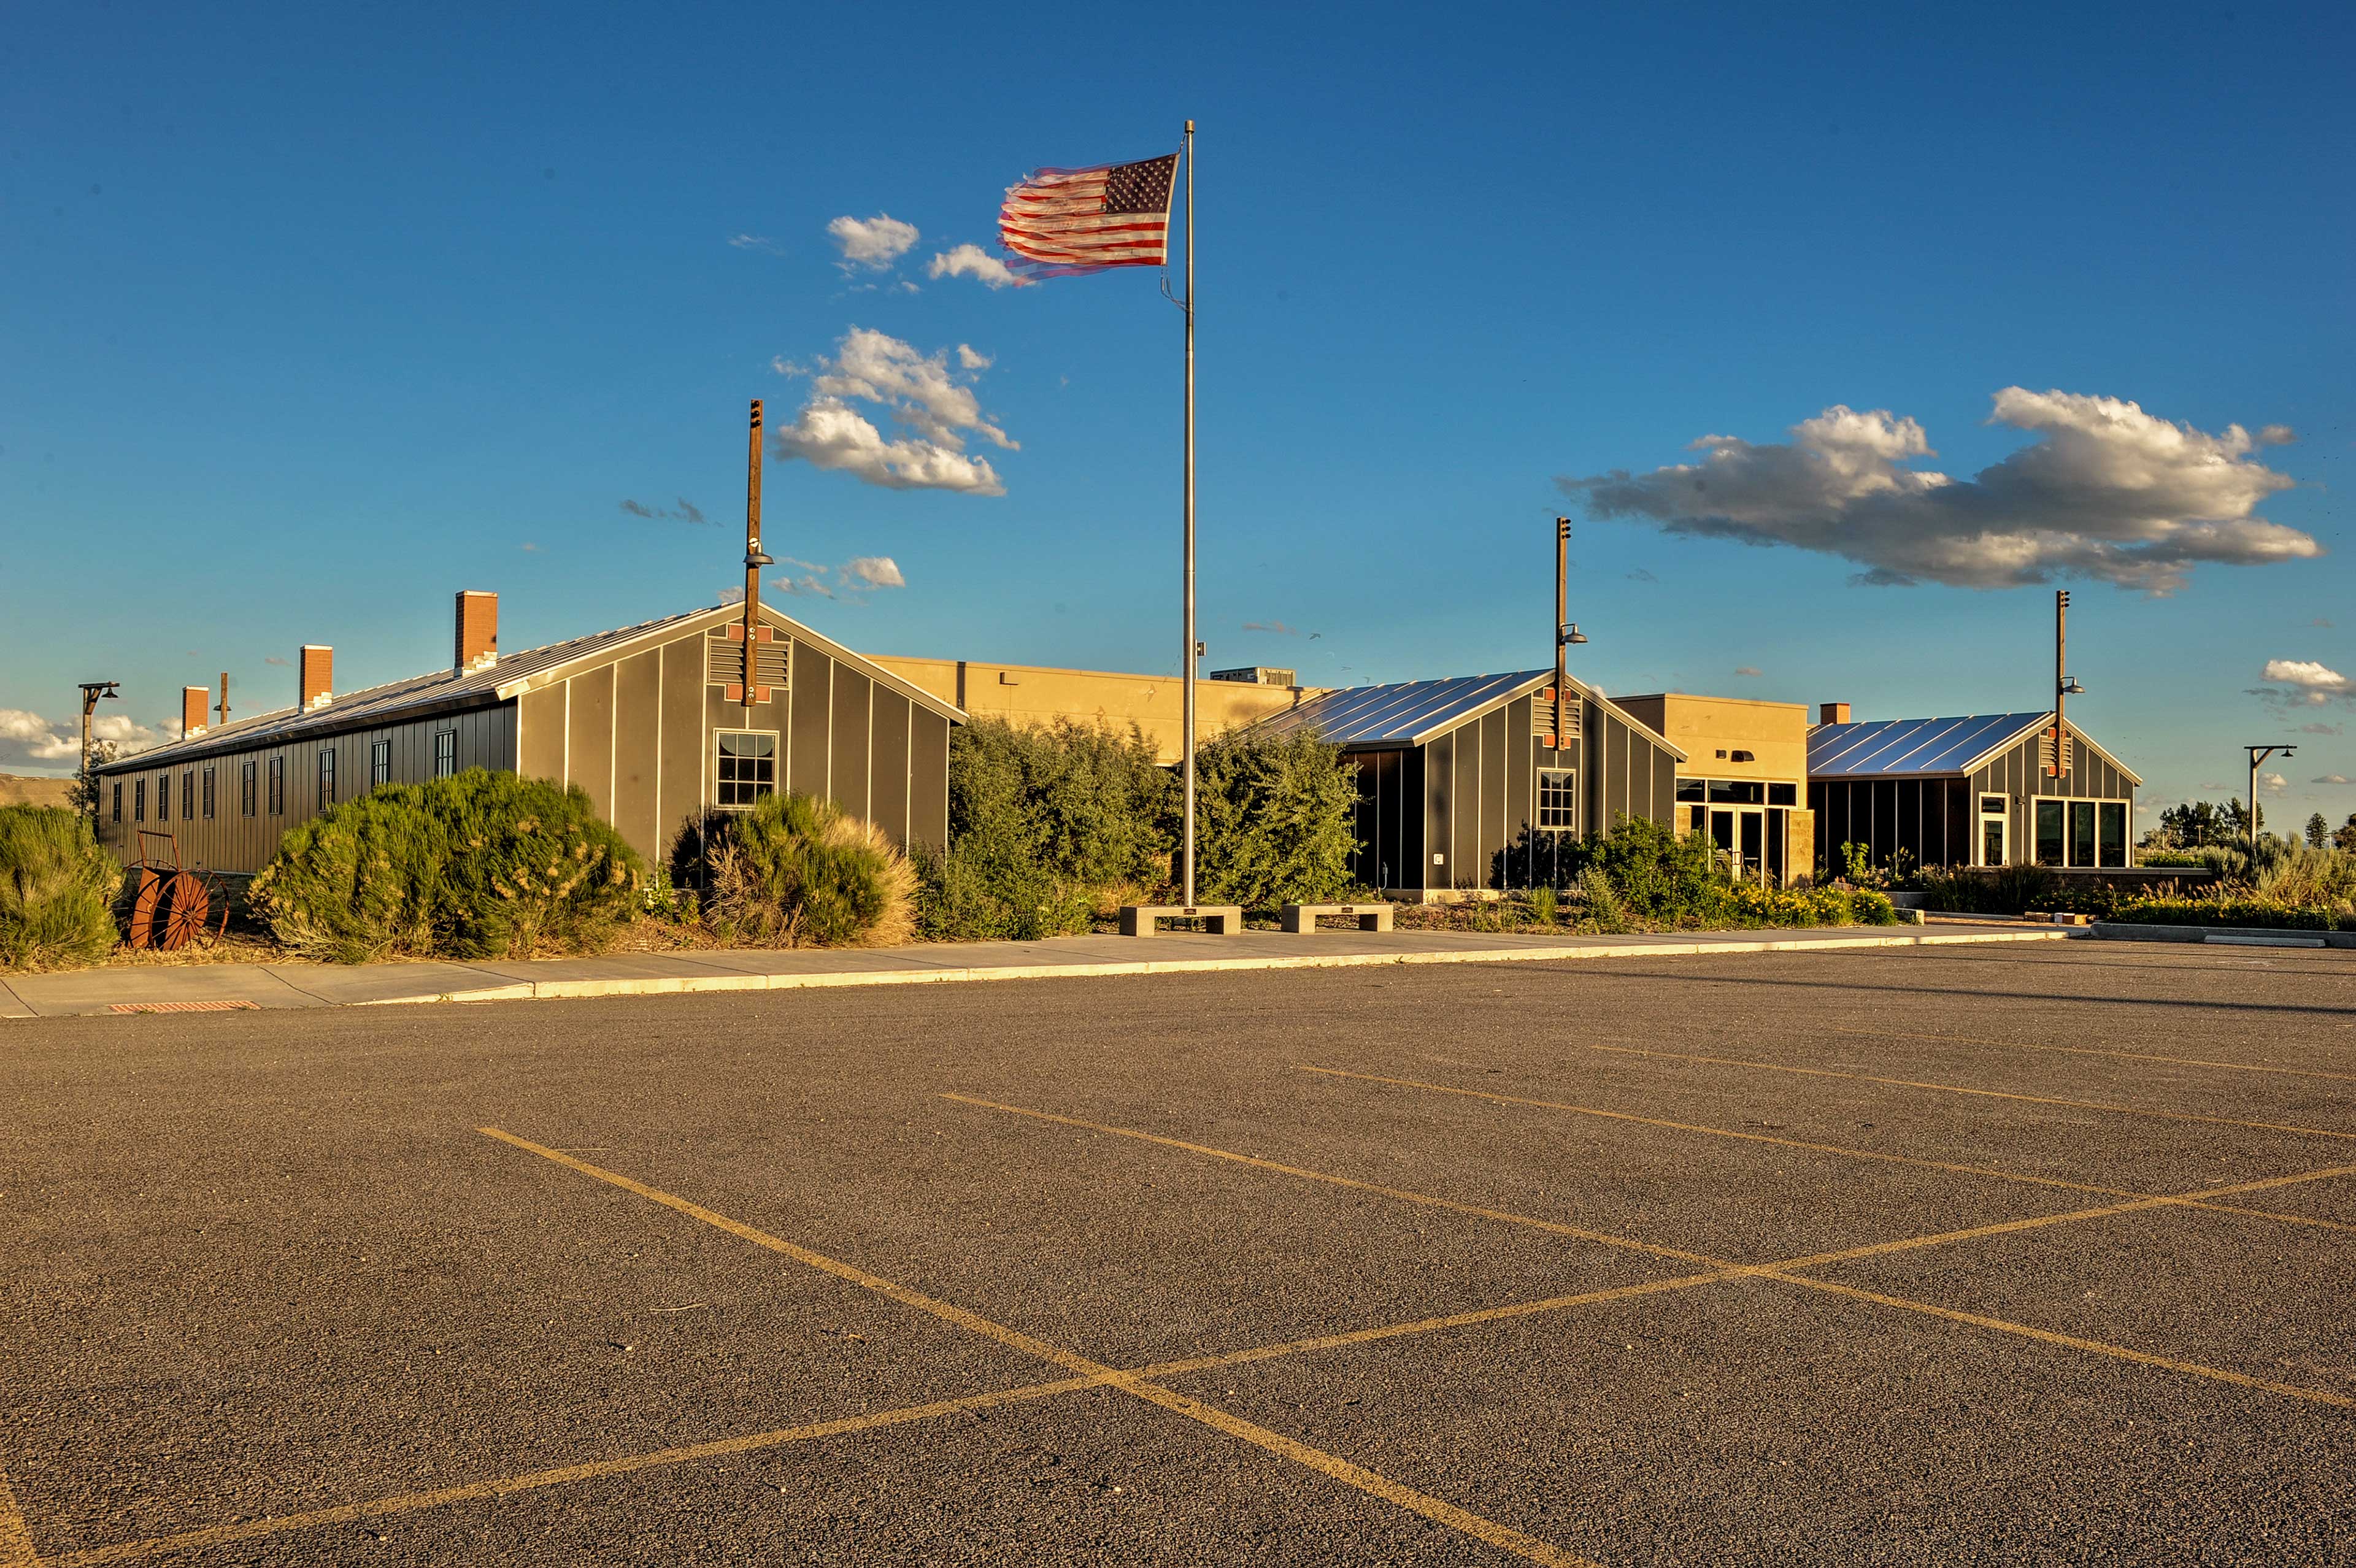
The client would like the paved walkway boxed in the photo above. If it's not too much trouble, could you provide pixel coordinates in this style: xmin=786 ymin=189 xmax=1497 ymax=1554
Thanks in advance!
xmin=0 ymin=924 xmax=2067 ymax=1019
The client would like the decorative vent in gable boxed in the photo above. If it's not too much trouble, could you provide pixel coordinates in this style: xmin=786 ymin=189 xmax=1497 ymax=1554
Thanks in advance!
xmin=707 ymin=624 xmax=790 ymax=701
xmin=1531 ymin=687 xmax=1582 ymax=747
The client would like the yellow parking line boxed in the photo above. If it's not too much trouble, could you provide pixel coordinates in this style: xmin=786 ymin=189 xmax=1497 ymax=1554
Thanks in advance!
xmin=949 ymin=1096 xmax=2356 ymax=1410
xmin=48 ymin=1376 xmax=1106 ymax=1568
xmin=482 ymin=1129 xmax=1603 ymax=1568
xmin=1828 ymin=1025 xmax=2356 ymax=1085
xmin=1773 ymin=1274 xmax=2356 ymax=1410
xmin=941 ymin=1094 xmax=1734 ymax=1270
xmin=0 ymin=1462 xmax=39 ymax=1568
xmin=1299 ymin=1066 xmax=2356 ymax=1236
xmin=1579 ymin=1040 xmax=2356 ymax=1142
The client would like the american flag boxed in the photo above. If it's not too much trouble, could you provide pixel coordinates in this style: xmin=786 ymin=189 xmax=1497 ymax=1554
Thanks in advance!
xmin=998 ymin=152 xmax=1179 ymax=279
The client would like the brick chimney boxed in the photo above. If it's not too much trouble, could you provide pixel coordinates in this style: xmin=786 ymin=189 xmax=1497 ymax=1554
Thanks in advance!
xmin=181 ymin=686 xmax=210 ymax=739
xmin=1819 ymin=701 xmax=1850 ymax=725
xmin=300 ymin=645 xmax=333 ymax=710
xmin=455 ymin=591 xmax=498 ymax=674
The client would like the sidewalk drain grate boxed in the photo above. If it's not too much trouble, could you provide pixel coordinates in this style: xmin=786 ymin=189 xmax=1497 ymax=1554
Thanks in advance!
xmin=108 ymin=1000 xmax=261 ymax=1014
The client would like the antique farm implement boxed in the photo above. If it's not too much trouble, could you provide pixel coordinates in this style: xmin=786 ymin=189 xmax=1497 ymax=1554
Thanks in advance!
xmin=125 ymin=830 xmax=229 ymax=951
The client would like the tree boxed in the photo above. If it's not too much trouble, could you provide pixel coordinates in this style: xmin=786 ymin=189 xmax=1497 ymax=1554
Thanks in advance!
xmin=65 ymin=740 xmax=118 ymax=821
xmin=2308 ymin=812 xmax=2331 ymax=850
xmin=1192 ymin=726 xmax=1360 ymax=908
xmin=2337 ymin=814 xmax=2356 ymax=855
xmin=2220 ymin=798 xmax=2264 ymax=840
xmin=2158 ymin=799 xmax=2226 ymax=848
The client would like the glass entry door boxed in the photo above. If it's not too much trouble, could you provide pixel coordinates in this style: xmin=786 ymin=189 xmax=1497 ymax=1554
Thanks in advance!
xmin=1710 ymin=808 xmax=1768 ymax=882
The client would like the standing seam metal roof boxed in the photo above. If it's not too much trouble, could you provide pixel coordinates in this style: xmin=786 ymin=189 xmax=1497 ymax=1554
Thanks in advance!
xmin=1252 ymin=670 xmax=1686 ymax=760
xmin=1807 ymin=712 xmax=2141 ymax=785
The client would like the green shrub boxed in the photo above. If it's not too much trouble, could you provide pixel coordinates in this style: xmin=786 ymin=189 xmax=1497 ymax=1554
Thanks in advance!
xmin=2107 ymin=898 xmax=2353 ymax=932
xmin=1193 ymin=727 xmax=1360 ymax=909
xmin=1576 ymin=866 xmax=1627 ymax=933
xmin=0 ymin=804 xmax=122 ymax=970
xmin=1564 ymin=815 xmax=1728 ymax=924
xmin=920 ymin=718 xmax=1176 ymax=940
xmin=248 ymin=770 xmax=643 ymax=963
xmin=698 ymin=791 xmax=914 ymax=947
xmin=1530 ymin=884 xmax=1558 ymax=928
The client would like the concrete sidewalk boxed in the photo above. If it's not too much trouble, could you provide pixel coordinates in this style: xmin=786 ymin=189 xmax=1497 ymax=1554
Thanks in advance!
xmin=0 ymin=923 xmax=2071 ymax=1020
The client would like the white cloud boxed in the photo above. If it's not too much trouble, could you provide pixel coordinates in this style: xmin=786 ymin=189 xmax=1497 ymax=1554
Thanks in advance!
xmin=770 ymin=327 xmax=1014 ymax=496
xmin=728 ymin=234 xmax=784 ymax=255
xmin=1733 ymin=666 xmax=1763 ymax=677
xmin=956 ymin=344 xmax=991 ymax=371
xmin=2315 ymin=774 xmax=2352 ymax=785
xmin=2262 ymin=659 xmax=2349 ymax=691
xmin=2262 ymin=772 xmax=2289 ymax=792
xmin=772 ymin=555 xmax=909 ymax=601
xmin=928 ymin=244 xmax=1020 ymax=290
xmin=842 ymin=556 xmax=905 ymax=590
xmin=1560 ymin=390 xmax=2316 ymax=593
xmin=0 ymin=707 xmax=167 ymax=770
xmin=826 ymin=213 xmax=918 ymax=272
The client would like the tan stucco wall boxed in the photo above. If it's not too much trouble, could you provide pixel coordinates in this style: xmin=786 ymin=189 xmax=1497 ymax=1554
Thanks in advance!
xmin=872 ymin=656 xmax=1321 ymax=764
xmin=1614 ymin=693 xmax=1809 ymax=788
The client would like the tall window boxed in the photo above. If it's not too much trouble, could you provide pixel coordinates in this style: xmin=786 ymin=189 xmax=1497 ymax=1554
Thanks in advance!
xmin=181 ymin=771 xmax=193 ymax=820
xmin=371 ymin=740 xmax=391 ymax=788
xmin=431 ymin=730 xmax=457 ymax=778
xmin=2035 ymin=800 xmax=2064 ymax=866
xmin=112 ymin=781 xmax=122 ymax=823
xmin=202 ymin=767 xmax=216 ymax=819
xmin=1536 ymin=767 xmax=1576 ymax=831
xmin=715 ymin=731 xmax=777 ymax=807
xmin=242 ymin=760 xmax=257 ymax=817
xmin=2099 ymin=802 xmax=2127 ymax=867
xmin=155 ymin=773 xmax=171 ymax=822
xmin=268 ymin=756 xmax=285 ymax=815
xmin=134 ymin=777 xmax=145 ymax=822
xmin=318 ymin=748 xmax=336 ymax=807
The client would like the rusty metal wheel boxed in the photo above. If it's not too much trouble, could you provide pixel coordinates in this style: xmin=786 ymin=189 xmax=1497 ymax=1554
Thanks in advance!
xmin=160 ymin=871 xmax=212 ymax=951
xmin=126 ymin=868 xmax=164 ymax=950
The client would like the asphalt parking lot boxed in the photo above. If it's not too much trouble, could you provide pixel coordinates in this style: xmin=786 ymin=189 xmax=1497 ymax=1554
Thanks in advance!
xmin=4 ymin=939 xmax=2354 ymax=1565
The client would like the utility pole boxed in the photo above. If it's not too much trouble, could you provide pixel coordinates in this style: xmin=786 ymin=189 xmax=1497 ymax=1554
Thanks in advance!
xmin=741 ymin=399 xmax=773 ymax=705
xmin=2049 ymin=590 xmax=2083 ymax=782
xmin=2246 ymin=744 xmax=2294 ymax=851
xmin=217 ymin=672 xmax=230 ymax=728
xmin=77 ymin=680 xmax=120 ymax=821
xmin=1550 ymin=518 xmax=1587 ymax=885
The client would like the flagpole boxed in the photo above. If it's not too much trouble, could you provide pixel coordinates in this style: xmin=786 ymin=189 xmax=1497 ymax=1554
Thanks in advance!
xmin=1180 ymin=117 xmax=1197 ymax=909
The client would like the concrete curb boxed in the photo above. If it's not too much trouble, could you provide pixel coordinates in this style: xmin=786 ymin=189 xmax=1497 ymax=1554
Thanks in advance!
xmin=2079 ymin=921 xmax=2355 ymax=949
xmin=353 ymin=928 xmax=2073 ymax=1008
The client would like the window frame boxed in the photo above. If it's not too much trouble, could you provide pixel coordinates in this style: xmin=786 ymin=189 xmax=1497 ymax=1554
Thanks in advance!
xmin=155 ymin=771 xmax=171 ymax=823
xmin=267 ymin=756 xmax=285 ymax=816
xmin=1536 ymin=766 xmax=1577 ymax=832
xmin=134 ymin=777 xmax=145 ymax=823
xmin=181 ymin=770 xmax=193 ymax=820
xmin=112 ymin=780 xmax=122 ymax=823
xmin=431 ymin=730 xmax=457 ymax=779
xmin=202 ymin=766 xmax=216 ymax=820
xmin=2031 ymin=794 xmax=2132 ymax=868
xmin=242 ymin=759 xmax=257 ymax=817
xmin=318 ymin=747 xmax=336 ymax=807
xmin=714 ymin=729 xmax=779 ymax=809
xmin=370 ymin=739 xmax=391 ymax=789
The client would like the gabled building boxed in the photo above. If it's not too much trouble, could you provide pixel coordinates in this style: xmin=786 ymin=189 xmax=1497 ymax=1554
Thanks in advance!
xmin=94 ymin=592 xmax=964 ymax=875
xmin=1807 ymin=705 xmax=2141 ymax=872
xmin=1253 ymin=671 xmax=1685 ymax=896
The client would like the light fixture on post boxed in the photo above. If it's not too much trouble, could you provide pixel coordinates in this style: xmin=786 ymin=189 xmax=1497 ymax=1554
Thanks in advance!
xmin=2245 ymin=743 xmax=2294 ymax=851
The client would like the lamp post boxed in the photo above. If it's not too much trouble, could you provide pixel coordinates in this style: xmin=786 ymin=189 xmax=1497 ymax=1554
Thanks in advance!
xmin=2245 ymin=744 xmax=2294 ymax=853
xmin=76 ymin=681 xmax=120 ymax=822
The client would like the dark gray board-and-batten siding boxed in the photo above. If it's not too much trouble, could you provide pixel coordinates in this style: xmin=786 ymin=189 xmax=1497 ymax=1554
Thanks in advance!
xmin=1349 ymin=690 xmax=1680 ymax=891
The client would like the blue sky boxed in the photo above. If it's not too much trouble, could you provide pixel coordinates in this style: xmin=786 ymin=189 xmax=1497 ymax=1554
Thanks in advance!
xmin=4 ymin=2 xmax=2350 ymax=823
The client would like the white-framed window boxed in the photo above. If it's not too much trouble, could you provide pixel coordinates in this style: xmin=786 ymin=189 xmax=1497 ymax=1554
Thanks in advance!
xmin=2031 ymin=796 xmax=2130 ymax=868
xmin=371 ymin=740 xmax=391 ymax=788
xmin=1536 ymin=767 xmax=1577 ymax=831
xmin=432 ymin=731 xmax=457 ymax=778
xmin=1977 ymin=793 xmax=2008 ymax=867
xmin=715 ymin=730 xmax=777 ymax=808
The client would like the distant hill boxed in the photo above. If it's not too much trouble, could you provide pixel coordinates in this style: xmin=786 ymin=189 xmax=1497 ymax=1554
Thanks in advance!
xmin=0 ymin=774 xmax=76 ymax=809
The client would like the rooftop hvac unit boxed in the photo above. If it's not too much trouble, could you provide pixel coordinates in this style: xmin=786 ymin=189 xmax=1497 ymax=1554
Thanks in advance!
xmin=1209 ymin=666 xmax=1295 ymax=687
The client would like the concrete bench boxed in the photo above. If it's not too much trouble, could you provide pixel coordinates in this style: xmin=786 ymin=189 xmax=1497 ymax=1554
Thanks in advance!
xmin=1117 ymin=904 xmax=1244 ymax=936
xmin=1278 ymin=902 xmax=1393 ymax=934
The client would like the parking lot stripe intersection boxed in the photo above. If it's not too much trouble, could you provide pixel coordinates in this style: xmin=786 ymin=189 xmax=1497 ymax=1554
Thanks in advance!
xmin=1301 ymin=1066 xmax=2356 ymax=1235
xmin=944 ymin=1096 xmax=2356 ymax=1412
xmin=479 ymin=1128 xmax=1607 ymax=1568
